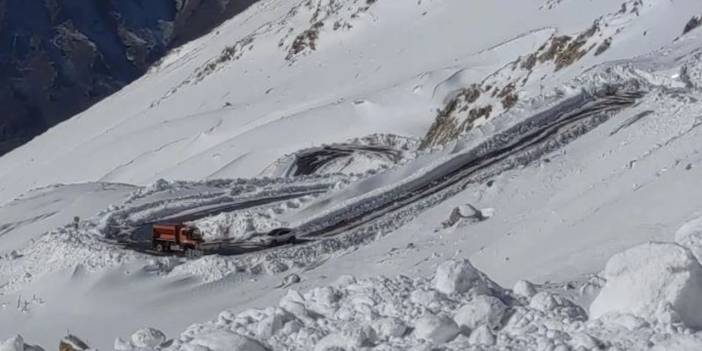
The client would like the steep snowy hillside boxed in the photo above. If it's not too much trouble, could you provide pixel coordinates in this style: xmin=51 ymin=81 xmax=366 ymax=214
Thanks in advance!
xmin=1 ymin=0 xmax=702 ymax=349
xmin=4 ymin=0 xmax=699 ymax=203
xmin=0 ymin=0 xmax=260 ymax=157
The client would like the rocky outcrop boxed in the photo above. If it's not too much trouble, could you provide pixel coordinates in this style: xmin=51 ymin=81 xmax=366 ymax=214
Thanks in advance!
xmin=0 ymin=0 xmax=259 ymax=156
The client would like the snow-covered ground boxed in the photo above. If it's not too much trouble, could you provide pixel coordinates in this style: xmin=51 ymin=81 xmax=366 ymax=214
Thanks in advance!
xmin=2 ymin=0 xmax=702 ymax=349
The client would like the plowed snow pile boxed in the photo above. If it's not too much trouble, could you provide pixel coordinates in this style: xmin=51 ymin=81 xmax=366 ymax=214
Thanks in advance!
xmin=103 ymin=240 xmax=702 ymax=351
xmin=191 ymin=211 xmax=285 ymax=241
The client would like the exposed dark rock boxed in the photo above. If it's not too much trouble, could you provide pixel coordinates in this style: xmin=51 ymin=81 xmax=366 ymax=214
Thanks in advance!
xmin=594 ymin=37 xmax=612 ymax=56
xmin=683 ymin=15 xmax=701 ymax=35
xmin=0 ymin=0 xmax=259 ymax=157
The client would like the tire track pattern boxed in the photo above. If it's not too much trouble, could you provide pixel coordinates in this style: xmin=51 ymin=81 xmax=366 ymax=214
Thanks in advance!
xmin=228 ymin=85 xmax=644 ymax=272
xmin=303 ymin=86 xmax=643 ymax=238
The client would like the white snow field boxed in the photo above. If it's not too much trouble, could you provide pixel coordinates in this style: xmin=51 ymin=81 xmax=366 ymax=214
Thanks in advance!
xmin=2 ymin=0 xmax=702 ymax=349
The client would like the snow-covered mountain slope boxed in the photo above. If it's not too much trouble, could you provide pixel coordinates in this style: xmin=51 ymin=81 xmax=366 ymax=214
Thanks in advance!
xmin=0 ymin=0 xmax=261 ymax=157
xmin=0 ymin=0 xmax=698 ymax=204
xmin=2 ymin=0 xmax=702 ymax=349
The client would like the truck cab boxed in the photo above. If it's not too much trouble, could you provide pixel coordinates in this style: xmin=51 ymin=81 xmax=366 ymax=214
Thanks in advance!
xmin=152 ymin=223 xmax=204 ymax=255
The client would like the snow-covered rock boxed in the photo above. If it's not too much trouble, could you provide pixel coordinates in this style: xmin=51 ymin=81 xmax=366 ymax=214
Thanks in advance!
xmin=442 ymin=204 xmax=494 ymax=227
xmin=314 ymin=324 xmax=376 ymax=351
xmin=114 ymin=338 xmax=132 ymax=351
xmin=512 ymin=279 xmax=537 ymax=298
xmin=372 ymin=317 xmax=407 ymax=340
xmin=674 ymin=216 xmax=702 ymax=262
xmin=280 ymin=298 xmax=315 ymax=324
xmin=530 ymin=291 xmax=586 ymax=320
xmin=160 ymin=254 xmax=702 ymax=350
xmin=0 ymin=336 xmax=24 ymax=351
xmin=180 ymin=330 xmax=267 ymax=351
xmin=255 ymin=308 xmax=293 ymax=339
xmin=590 ymin=242 xmax=702 ymax=328
xmin=650 ymin=334 xmax=702 ymax=351
xmin=529 ymin=292 xmax=560 ymax=312
xmin=681 ymin=52 xmax=702 ymax=90
xmin=434 ymin=259 xmax=500 ymax=295
xmin=305 ymin=286 xmax=342 ymax=318
xmin=59 ymin=335 xmax=90 ymax=351
xmin=130 ymin=328 xmax=166 ymax=349
xmin=410 ymin=288 xmax=442 ymax=307
xmin=468 ymin=325 xmax=495 ymax=346
xmin=453 ymin=295 xmax=508 ymax=331
xmin=280 ymin=273 xmax=301 ymax=288
xmin=413 ymin=313 xmax=461 ymax=344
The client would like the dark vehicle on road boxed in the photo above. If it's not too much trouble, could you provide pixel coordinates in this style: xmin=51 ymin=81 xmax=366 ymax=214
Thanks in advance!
xmin=255 ymin=227 xmax=297 ymax=246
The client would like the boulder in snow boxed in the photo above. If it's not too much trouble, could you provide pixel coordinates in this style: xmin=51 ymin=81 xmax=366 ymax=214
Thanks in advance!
xmin=279 ymin=289 xmax=316 ymax=323
xmin=434 ymin=259 xmax=500 ymax=295
xmin=410 ymin=289 xmax=442 ymax=307
xmin=280 ymin=273 xmax=301 ymax=288
xmin=305 ymin=286 xmax=341 ymax=318
xmin=530 ymin=292 xmax=586 ymax=320
xmin=442 ymin=204 xmax=494 ymax=228
xmin=255 ymin=308 xmax=293 ymax=339
xmin=674 ymin=216 xmax=702 ymax=262
xmin=681 ymin=53 xmax=702 ymax=90
xmin=314 ymin=324 xmax=376 ymax=351
xmin=183 ymin=330 xmax=267 ymax=351
xmin=589 ymin=242 xmax=702 ymax=328
xmin=130 ymin=328 xmax=166 ymax=349
xmin=372 ymin=317 xmax=407 ymax=340
xmin=114 ymin=338 xmax=132 ymax=351
xmin=59 ymin=335 xmax=90 ymax=351
xmin=468 ymin=325 xmax=495 ymax=346
xmin=512 ymin=279 xmax=537 ymax=298
xmin=0 ymin=336 xmax=24 ymax=351
xmin=413 ymin=313 xmax=461 ymax=344
xmin=453 ymin=295 xmax=508 ymax=331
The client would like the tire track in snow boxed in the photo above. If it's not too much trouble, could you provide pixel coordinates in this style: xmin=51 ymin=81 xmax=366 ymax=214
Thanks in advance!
xmin=215 ymin=86 xmax=645 ymax=272
xmin=98 ymin=137 xmax=190 ymax=182
xmin=301 ymin=87 xmax=643 ymax=238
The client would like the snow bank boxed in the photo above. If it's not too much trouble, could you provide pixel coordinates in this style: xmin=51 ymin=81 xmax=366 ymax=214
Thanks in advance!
xmin=162 ymin=259 xmax=513 ymax=350
xmin=191 ymin=210 xmax=285 ymax=241
xmin=261 ymin=134 xmax=420 ymax=178
xmin=674 ymin=216 xmax=702 ymax=262
xmin=122 ymin=248 xmax=702 ymax=350
xmin=589 ymin=242 xmax=702 ymax=328
xmin=158 ymin=257 xmax=644 ymax=350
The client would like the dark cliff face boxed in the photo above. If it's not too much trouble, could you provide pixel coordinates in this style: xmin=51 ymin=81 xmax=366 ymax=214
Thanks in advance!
xmin=0 ymin=0 xmax=257 ymax=156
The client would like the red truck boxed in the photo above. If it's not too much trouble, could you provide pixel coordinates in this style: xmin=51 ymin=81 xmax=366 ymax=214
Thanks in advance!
xmin=152 ymin=223 xmax=204 ymax=255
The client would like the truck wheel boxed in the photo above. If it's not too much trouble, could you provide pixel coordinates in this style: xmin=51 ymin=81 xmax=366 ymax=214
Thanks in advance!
xmin=185 ymin=248 xmax=194 ymax=258
xmin=155 ymin=243 xmax=165 ymax=253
